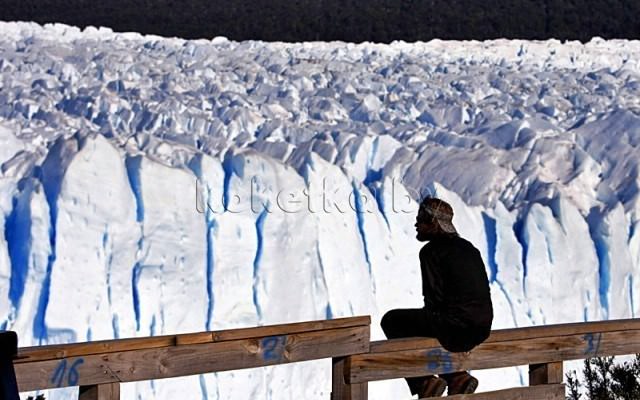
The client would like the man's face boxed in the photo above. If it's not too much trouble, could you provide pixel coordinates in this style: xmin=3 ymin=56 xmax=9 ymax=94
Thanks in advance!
xmin=415 ymin=208 xmax=439 ymax=241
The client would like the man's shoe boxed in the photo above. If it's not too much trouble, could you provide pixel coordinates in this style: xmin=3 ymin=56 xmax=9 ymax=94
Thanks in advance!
xmin=446 ymin=372 xmax=478 ymax=395
xmin=417 ymin=376 xmax=447 ymax=398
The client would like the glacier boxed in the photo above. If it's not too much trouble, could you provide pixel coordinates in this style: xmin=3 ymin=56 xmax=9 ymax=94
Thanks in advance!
xmin=0 ymin=21 xmax=639 ymax=399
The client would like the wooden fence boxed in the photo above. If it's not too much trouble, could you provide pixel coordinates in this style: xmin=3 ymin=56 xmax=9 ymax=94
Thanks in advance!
xmin=333 ymin=318 xmax=640 ymax=399
xmin=3 ymin=317 xmax=640 ymax=399
xmin=6 ymin=316 xmax=370 ymax=399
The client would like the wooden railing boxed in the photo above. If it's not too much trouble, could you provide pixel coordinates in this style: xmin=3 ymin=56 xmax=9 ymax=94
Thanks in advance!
xmin=333 ymin=318 xmax=640 ymax=399
xmin=8 ymin=316 xmax=370 ymax=399
xmin=5 ymin=318 xmax=640 ymax=400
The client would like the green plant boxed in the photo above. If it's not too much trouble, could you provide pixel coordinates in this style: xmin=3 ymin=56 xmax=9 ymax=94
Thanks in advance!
xmin=566 ymin=370 xmax=581 ymax=400
xmin=566 ymin=354 xmax=640 ymax=400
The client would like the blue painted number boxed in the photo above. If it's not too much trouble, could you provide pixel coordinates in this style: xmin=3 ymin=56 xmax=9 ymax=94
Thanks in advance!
xmin=50 ymin=359 xmax=67 ymax=387
xmin=425 ymin=349 xmax=454 ymax=374
xmin=584 ymin=333 xmax=602 ymax=356
xmin=50 ymin=358 xmax=84 ymax=387
xmin=262 ymin=336 xmax=287 ymax=361
xmin=68 ymin=358 xmax=84 ymax=386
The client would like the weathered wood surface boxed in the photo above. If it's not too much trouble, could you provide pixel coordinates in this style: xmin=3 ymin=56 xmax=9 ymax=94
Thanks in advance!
xmin=331 ymin=357 xmax=367 ymax=400
xmin=420 ymin=384 xmax=565 ymax=400
xmin=16 ymin=325 xmax=369 ymax=391
xmin=348 ymin=328 xmax=640 ymax=383
xmin=16 ymin=316 xmax=370 ymax=363
xmin=370 ymin=318 xmax=640 ymax=353
xmin=529 ymin=362 xmax=563 ymax=385
xmin=212 ymin=316 xmax=370 ymax=341
xmin=79 ymin=383 xmax=120 ymax=400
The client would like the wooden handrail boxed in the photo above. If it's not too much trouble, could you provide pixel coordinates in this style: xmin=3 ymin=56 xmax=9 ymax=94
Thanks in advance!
xmin=10 ymin=318 xmax=640 ymax=400
xmin=333 ymin=318 xmax=640 ymax=400
xmin=16 ymin=316 xmax=371 ymax=363
xmin=11 ymin=316 xmax=371 ymax=396
xmin=369 ymin=318 xmax=640 ymax=353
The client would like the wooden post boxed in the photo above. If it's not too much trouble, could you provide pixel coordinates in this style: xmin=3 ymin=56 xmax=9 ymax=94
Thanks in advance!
xmin=79 ymin=383 xmax=120 ymax=400
xmin=529 ymin=362 xmax=563 ymax=385
xmin=0 ymin=331 xmax=19 ymax=400
xmin=331 ymin=357 xmax=367 ymax=400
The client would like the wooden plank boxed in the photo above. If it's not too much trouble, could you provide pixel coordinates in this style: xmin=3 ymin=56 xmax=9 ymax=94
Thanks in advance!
xmin=348 ymin=328 xmax=640 ymax=383
xmin=17 ymin=316 xmax=370 ymax=363
xmin=420 ymin=384 xmax=565 ymax=400
xmin=331 ymin=357 xmax=367 ymax=400
xmin=371 ymin=318 xmax=640 ymax=353
xmin=79 ymin=383 xmax=120 ymax=400
xmin=16 ymin=325 xmax=369 ymax=391
xmin=16 ymin=336 xmax=179 ymax=364
xmin=370 ymin=337 xmax=440 ymax=353
xmin=175 ymin=332 xmax=214 ymax=346
xmin=212 ymin=316 xmax=371 ymax=341
xmin=529 ymin=362 xmax=563 ymax=385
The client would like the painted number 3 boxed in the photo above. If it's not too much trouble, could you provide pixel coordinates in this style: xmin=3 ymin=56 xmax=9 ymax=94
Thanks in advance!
xmin=50 ymin=358 xmax=84 ymax=387
xmin=426 ymin=349 xmax=454 ymax=374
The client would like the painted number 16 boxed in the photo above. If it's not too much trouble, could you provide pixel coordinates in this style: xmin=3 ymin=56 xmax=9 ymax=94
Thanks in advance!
xmin=51 ymin=358 xmax=85 ymax=387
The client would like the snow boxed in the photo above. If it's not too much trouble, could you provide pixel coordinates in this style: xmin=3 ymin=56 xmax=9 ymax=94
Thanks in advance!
xmin=1 ymin=21 xmax=640 ymax=399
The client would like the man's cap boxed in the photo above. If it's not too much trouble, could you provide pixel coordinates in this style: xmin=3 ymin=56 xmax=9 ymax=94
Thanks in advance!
xmin=420 ymin=197 xmax=457 ymax=234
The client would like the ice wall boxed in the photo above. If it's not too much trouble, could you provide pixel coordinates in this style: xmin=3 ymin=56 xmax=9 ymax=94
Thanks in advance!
xmin=1 ymin=22 xmax=639 ymax=399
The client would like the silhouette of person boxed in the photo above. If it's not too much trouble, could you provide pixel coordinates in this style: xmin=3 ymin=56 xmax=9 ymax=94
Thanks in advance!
xmin=0 ymin=331 xmax=19 ymax=400
xmin=381 ymin=197 xmax=493 ymax=397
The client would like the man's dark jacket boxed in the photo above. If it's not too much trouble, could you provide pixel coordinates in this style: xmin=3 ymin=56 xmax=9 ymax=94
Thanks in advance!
xmin=420 ymin=234 xmax=493 ymax=352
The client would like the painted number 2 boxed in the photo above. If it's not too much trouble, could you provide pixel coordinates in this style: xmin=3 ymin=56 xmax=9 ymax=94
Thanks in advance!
xmin=261 ymin=336 xmax=287 ymax=361
xmin=50 ymin=358 xmax=84 ymax=387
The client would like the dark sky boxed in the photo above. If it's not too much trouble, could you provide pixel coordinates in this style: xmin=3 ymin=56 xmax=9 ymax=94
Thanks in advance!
xmin=1 ymin=0 xmax=639 ymax=42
